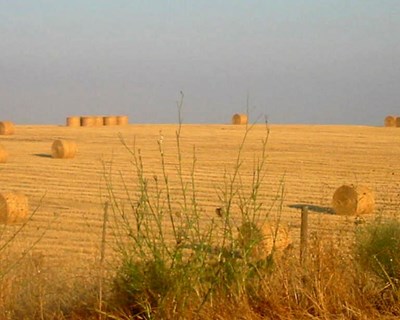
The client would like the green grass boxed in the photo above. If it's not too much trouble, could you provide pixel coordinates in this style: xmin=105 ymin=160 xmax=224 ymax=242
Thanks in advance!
xmin=356 ymin=218 xmax=400 ymax=294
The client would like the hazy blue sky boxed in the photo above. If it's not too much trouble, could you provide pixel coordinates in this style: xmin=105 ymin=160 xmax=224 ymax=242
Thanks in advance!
xmin=1 ymin=1 xmax=399 ymax=125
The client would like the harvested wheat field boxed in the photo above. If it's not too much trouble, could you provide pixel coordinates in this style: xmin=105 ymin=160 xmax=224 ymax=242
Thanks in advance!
xmin=0 ymin=123 xmax=399 ymax=278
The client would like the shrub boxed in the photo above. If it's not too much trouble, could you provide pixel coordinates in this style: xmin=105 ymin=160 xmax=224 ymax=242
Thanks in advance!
xmin=356 ymin=218 xmax=400 ymax=285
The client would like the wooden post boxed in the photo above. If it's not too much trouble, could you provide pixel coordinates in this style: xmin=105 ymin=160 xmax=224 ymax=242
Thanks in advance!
xmin=300 ymin=206 xmax=308 ymax=265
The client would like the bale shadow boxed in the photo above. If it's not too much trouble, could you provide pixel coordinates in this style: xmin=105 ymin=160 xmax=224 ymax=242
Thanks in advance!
xmin=33 ymin=153 xmax=52 ymax=158
xmin=288 ymin=204 xmax=335 ymax=215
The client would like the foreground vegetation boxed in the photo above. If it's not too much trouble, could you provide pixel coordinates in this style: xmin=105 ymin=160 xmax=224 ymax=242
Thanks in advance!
xmin=2 ymin=218 xmax=400 ymax=319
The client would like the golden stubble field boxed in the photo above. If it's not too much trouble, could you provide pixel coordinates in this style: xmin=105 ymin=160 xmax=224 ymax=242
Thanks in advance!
xmin=0 ymin=123 xmax=400 ymax=274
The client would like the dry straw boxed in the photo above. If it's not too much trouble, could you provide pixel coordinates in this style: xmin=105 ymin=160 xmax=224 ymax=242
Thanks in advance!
xmin=237 ymin=221 xmax=292 ymax=260
xmin=103 ymin=116 xmax=117 ymax=126
xmin=232 ymin=114 xmax=248 ymax=125
xmin=116 ymin=115 xmax=129 ymax=125
xmin=94 ymin=116 xmax=104 ymax=127
xmin=51 ymin=140 xmax=77 ymax=159
xmin=332 ymin=184 xmax=375 ymax=215
xmin=66 ymin=116 xmax=81 ymax=127
xmin=396 ymin=117 xmax=400 ymax=128
xmin=384 ymin=115 xmax=396 ymax=127
xmin=81 ymin=116 xmax=96 ymax=127
xmin=0 ymin=192 xmax=29 ymax=224
xmin=0 ymin=121 xmax=15 ymax=135
xmin=0 ymin=144 xmax=8 ymax=163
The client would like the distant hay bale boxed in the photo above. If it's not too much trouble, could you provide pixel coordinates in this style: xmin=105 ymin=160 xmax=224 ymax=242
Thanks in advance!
xmin=237 ymin=221 xmax=292 ymax=260
xmin=0 ymin=121 xmax=15 ymax=135
xmin=103 ymin=116 xmax=117 ymax=126
xmin=232 ymin=114 xmax=248 ymax=125
xmin=332 ymin=185 xmax=375 ymax=215
xmin=396 ymin=117 xmax=400 ymax=128
xmin=81 ymin=116 xmax=96 ymax=127
xmin=0 ymin=144 xmax=8 ymax=163
xmin=51 ymin=140 xmax=77 ymax=159
xmin=94 ymin=116 xmax=104 ymax=127
xmin=66 ymin=116 xmax=81 ymax=127
xmin=384 ymin=115 xmax=396 ymax=127
xmin=116 ymin=115 xmax=129 ymax=125
xmin=0 ymin=192 xmax=29 ymax=224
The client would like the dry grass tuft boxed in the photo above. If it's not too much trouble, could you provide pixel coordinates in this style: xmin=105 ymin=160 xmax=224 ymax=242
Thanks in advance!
xmin=51 ymin=139 xmax=77 ymax=159
xmin=0 ymin=192 xmax=29 ymax=224
xmin=332 ymin=184 xmax=375 ymax=215
xmin=0 ymin=251 xmax=100 ymax=319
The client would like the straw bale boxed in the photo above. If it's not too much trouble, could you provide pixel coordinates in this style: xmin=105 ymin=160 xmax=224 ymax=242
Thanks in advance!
xmin=396 ymin=117 xmax=400 ymax=128
xmin=66 ymin=116 xmax=81 ymax=127
xmin=0 ymin=144 xmax=8 ymax=163
xmin=384 ymin=115 xmax=396 ymax=127
xmin=0 ymin=121 xmax=15 ymax=135
xmin=332 ymin=184 xmax=375 ymax=215
xmin=237 ymin=221 xmax=292 ymax=260
xmin=0 ymin=192 xmax=29 ymax=224
xmin=51 ymin=140 xmax=77 ymax=159
xmin=116 ymin=115 xmax=129 ymax=125
xmin=232 ymin=114 xmax=248 ymax=125
xmin=94 ymin=116 xmax=104 ymax=127
xmin=103 ymin=116 xmax=117 ymax=126
xmin=81 ymin=116 xmax=96 ymax=127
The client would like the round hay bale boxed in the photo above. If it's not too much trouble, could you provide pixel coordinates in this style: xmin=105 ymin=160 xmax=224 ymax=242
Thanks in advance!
xmin=0 ymin=192 xmax=29 ymax=224
xmin=66 ymin=116 xmax=81 ymax=127
xmin=0 ymin=144 xmax=8 ymax=163
xmin=237 ymin=221 xmax=292 ymax=260
xmin=103 ymin=116 xmax=117 ymax=126
xmin=116 ymin=115 xmax=129 ymax=125
xmin=94 ymin=116 xmax=104 ymax=127
xmin=51 ymin=140 xmax=77 ymax=159
xmin=0 ymin=121 xmax=15 ymax=135
xmin=332 ymin=184 xmax=375 ymax=215
xmin=384 ymin=115 xmax=396 ymax=127
xmin=232 ymin=114 xmax=248 ymax=125
xmin=396 ymin=117 xmax=400 ymax=128
xmin=81 ymin=116 xmax=96 ymax=127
